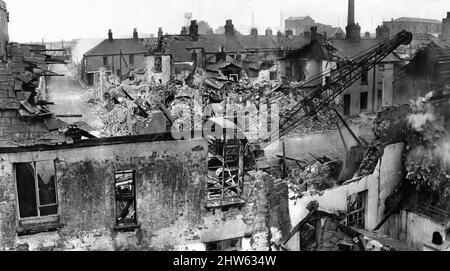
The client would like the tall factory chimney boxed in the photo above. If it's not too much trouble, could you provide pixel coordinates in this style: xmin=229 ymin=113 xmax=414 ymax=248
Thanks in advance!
xmin=346 ymin=0 xmax=361 ymax=41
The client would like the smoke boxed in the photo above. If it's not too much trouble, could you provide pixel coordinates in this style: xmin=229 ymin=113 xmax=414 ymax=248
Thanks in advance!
xmin=434 ymin=136 xmax=450 ymax=171
xmin=407 ymin=92 xmax=436 ymax=132
xmin=407 ymin=113 xmax=435 ymax=132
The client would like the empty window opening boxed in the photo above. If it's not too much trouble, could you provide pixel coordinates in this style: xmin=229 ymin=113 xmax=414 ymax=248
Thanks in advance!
xmin=361 ymin=68 xmax=369 ymax=85
xmin=432 ymin=232 xmax=443 ymax=245
xmin=129 ymin=54 xmax=135 ymax=66
xmin=115 ymin=170 xmax=137 ymax=227
xmin=377 ymin=89 xmax=383 ymax=108
xmin=103 ymin=56 xmax=108 ymax=66
xmin=206 ymin=238 xmax=242 ymax=251
xmin=15 ymin=161 xmax=58 ymax=219
xmin=360 ymin=92 xmax=368 ymax=111
xmin=207 ymin=139 xmax=243 ymax=203
xmin=347 ymin=191 xmax=367 ymax=229
xmin=154 ymin=56 xmax=162 ymax=73
xmin=343 ymin=94 xmax=351 ymax=116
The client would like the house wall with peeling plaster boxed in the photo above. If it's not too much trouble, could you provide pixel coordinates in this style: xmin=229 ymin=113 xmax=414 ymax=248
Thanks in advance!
xmin=0 ymin=138 xmax=289 ymax=251
xmin=288 ymin=143 xmax=405 ymax=231
xmin=384 ymin=209 xmax=449 ymax=250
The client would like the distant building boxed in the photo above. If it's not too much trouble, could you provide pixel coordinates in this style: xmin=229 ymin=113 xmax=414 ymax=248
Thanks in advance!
xmin=383 ymin=17 xmax=442 ymax=38
xmin=81 ymin=29 xmax=147 ymax=85
xmin=285 ymin=15 xmax=345 ymax=39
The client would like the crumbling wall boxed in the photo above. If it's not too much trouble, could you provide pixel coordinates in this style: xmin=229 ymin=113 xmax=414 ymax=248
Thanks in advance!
xmin=384 ymin=210 xmax=447 ymax=250
xmin=289 ymin=143 xmax=405 ymax=231
xmin=0 ymin=139 xmax=289 ymax=251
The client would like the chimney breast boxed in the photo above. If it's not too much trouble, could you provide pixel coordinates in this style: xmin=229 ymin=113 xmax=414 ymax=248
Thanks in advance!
xmin=108 ymin=29 xmax=113 ymax=41
xmin=310 ymin=26 xmax=318 ymax=41
xmin=348 ymin=0 xmax=355 ymax=26
xmin=190 ymin=20 xmax=199 ymax=41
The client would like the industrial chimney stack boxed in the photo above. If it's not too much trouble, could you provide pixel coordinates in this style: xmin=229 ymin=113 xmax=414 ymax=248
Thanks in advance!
xmin=345 ymin=0 xmax=361 ymax=41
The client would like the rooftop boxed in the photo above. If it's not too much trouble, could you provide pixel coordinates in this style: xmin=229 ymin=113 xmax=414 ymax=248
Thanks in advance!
xmin=84 ymin=38 xmax=147 ymax=57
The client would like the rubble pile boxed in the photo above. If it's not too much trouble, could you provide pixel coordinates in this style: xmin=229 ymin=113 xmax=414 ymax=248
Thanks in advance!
xmin=88 ymin=67 xmax=338 ymax=138
xmin=356 ymin=104 xmax=412 ymax=177
xmin=360 ymin=93 xmax=450 ymax=198
xmin=355 ymin=141 xmax=386 ymax=177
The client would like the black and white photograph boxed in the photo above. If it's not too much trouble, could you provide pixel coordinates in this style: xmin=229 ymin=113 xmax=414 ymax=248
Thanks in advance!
xmin=0 ymin=0 xmax=449 ymax=255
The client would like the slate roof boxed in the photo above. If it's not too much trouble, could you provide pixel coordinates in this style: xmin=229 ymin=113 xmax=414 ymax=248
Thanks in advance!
xmin=329 ymin=39 xmax=401 ymax=63
xmin=159 ymin=34 xmax=310 ymax=62
xmin=84 ymin=38 xmax=147 ymax=57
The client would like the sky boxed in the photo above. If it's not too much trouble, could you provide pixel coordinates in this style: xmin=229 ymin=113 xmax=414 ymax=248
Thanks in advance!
xmin=5 ymin=0 xmax=450 ymax=42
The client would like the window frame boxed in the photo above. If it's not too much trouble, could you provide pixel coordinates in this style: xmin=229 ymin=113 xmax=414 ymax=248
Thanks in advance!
xmin=13 ymin=160 xmax=59 ymax=223
xmin=346 ymin=190 xmax=368 ymax=229
xmin=114 ymin=170 xmax=139 ymax=230
xmin=129 ymin=54 xmax=135 ymax=66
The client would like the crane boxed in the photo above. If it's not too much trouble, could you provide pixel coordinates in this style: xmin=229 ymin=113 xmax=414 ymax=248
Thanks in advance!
xmin=250 ymin=30 xmax=413 ymax=152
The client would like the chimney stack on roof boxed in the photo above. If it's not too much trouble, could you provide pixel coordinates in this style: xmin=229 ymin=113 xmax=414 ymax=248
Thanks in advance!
xmin=225 ymin=20 xmax=235 ymax=36
xmin=108 ymin=29 xmax=113 ymax=41
xmin=442 ymin=12 xmax=450 ymax=41
xmin=265 ymin=27 xmax=273 ymax=36
xmin=376 ymin=25 xmax=390 ymax=40
xmin=250 ymin=27 xmax=258 ymax=37
xmin=190 ymin=20 xmax=199 ymax=41
xmin=133 ymin=28 xmax=138 ymax=39
xmin=310 ymin=26 xmax=318 ymax=41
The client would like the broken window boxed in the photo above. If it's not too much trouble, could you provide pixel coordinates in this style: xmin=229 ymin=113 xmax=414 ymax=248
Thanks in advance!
xmin=361 ymin=68 xmax=369 ymax=85
xmin=103 ymin=56 xmax=109 ymax=66
xmin=347 ymin=191 xmax=367 ymax=229
xmin=360 ymin=92 xmax=368 ymax=111
xmin=206 ymin=238 xmax=242 ymax=251
xmin=115 ymin=170 xmax=137 ymax=228
xmin=15 ymin=161 xmax=58 ymax=219
xmin=207 ymin=139 xmax=244 ymax=205
xmin=154 ymin=56 xmax=162 ymax=73
xmin=129 ymin=54 xmax=135 ymax=66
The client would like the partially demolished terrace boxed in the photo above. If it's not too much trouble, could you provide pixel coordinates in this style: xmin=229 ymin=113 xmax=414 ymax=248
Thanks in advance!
xmin=0 ymin=27 xmax=438 ymax=251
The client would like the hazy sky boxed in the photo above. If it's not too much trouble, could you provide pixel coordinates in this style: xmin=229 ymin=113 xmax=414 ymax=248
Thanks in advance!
xmin=6 ymin=0 xmax=450 ymax=42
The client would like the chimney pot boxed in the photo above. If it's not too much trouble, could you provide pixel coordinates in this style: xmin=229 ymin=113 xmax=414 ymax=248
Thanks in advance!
xmin=447 ymin=12 xmax=450 ymax=18
xmin=189 ymin=20 xmax=199 ymax=41
xmin=108 ymin=29 xmax=113 ymax=41
xmin=133 ymin=28 xmax=138 ymax=39
xmin=225 ymin=20 xmax=235 ymax=36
